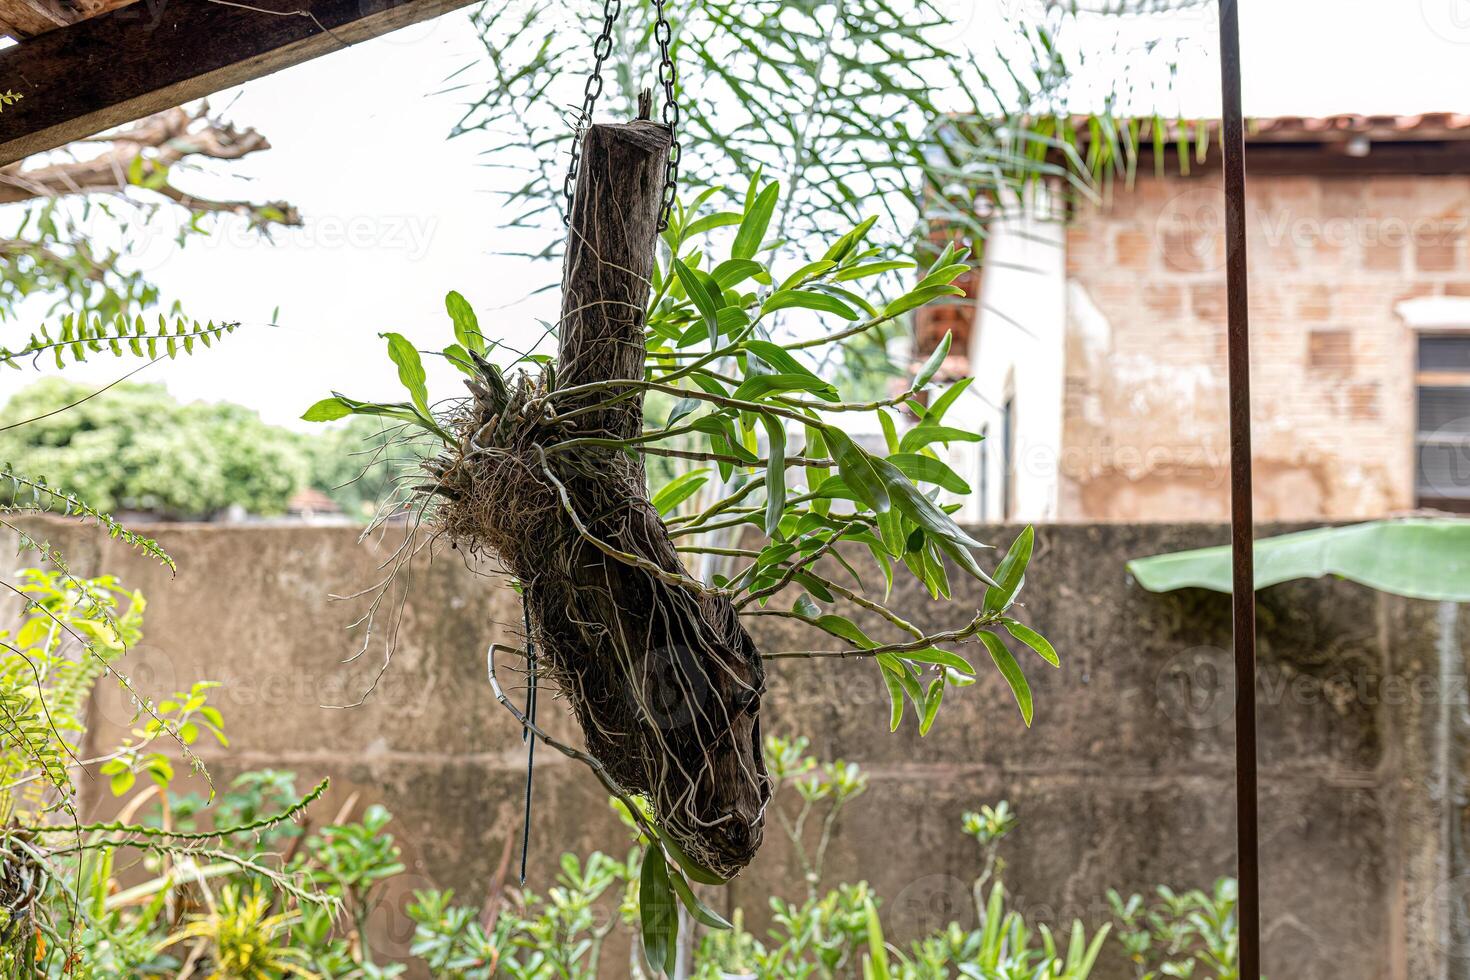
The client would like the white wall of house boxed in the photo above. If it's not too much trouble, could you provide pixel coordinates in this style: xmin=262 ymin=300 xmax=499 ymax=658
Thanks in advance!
xmin=950 ymin=185 xmax=1068 ymax=524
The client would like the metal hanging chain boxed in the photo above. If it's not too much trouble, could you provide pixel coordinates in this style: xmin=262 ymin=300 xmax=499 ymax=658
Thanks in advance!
xmin=562 ymin=0 xmax=623 ymax=226
xmin=562 ymin=0 xmax=681 ymax=232
xmin=652 ymin=0 xmax=681 ymax=232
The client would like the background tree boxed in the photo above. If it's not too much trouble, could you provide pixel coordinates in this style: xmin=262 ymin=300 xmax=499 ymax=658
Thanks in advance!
xmin=0 ymin=103 xmax=298 ymax=322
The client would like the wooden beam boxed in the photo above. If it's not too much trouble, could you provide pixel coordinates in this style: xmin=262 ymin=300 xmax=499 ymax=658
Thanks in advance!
xmin=0 ymin=0 xmax=477 ymax=166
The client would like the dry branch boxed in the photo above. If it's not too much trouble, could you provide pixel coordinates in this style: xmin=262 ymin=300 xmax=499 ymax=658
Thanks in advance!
xmin=0 ymin=104 xmax=299 ymax=226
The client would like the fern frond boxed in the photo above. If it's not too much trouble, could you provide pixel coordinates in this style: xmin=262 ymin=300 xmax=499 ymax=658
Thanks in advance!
xmin=0 ymin=677 xmax=75 ymax=817
xmin=1 ymin=470 xmax=176 ymax=572
xmin=0 ymin=313 xmax=238 ymax=370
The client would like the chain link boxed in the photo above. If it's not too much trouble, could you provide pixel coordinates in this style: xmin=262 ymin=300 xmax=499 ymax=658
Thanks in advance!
xmin=652 ymin=0 xmax=680 ymax=232
xmin=562 ymin=0 xmax=624 ymax=226
xmin=562 ymin=0 xmax=681 ymax=232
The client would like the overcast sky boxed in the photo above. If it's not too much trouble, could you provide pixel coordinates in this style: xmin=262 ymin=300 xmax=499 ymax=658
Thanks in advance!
xmin=11 ymin=0 xmax=1470 ymax=426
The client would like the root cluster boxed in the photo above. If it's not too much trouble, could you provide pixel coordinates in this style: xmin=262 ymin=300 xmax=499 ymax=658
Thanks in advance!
xmin=425 ymin=353 xmax=770 ymax=879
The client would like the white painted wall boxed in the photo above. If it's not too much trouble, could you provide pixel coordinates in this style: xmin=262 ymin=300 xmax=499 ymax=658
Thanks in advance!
xmin=948 ymin=185 xmax=1068 ymax=524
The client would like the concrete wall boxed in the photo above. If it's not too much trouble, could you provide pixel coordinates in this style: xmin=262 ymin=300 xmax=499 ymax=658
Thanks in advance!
xmin=11 ymin=519 xmax=1468 ymax=978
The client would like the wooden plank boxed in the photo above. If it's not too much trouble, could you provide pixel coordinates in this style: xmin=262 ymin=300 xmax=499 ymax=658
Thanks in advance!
xmin=0 ymin=0 xmax=139 ymax=40
xmin=0 ymin=0 xmax=477 ymax=165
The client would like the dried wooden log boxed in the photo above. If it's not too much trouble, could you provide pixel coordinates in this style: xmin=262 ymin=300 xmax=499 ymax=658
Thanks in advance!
xmin=433 ymin=120 xmax=769 ymax=878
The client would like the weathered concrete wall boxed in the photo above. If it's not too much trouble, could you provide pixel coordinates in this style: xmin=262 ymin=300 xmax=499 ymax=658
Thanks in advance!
xmin=10 ymin=519 xmax=1465 ymax=978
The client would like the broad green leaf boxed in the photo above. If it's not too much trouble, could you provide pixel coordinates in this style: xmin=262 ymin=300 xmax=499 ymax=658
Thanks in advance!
xmin=760 ymin=416 xmax=787 ymax=537
xmin=302 ymin=397 xmax=352 ymax=422
xmin=1004 ymin=619 xmax=1060 ymax=667
xmin=902 ymin=647 xmax=974 ymax=675
xmin=1126 ymin=519 xmax=1470 ymax=601
xmin=445 ymin=291 xmax=485 ymax=355
xmin=825 ymin=428 xmax=889 ymax=513
xmin=980 ymin=632 xmax=1033 ymax=727
xmin=381 ymin=332 xmax=431 ymax=419
xmin=652 ymin=825 xmax=728 ymax=886
xmin=667 ymin=864 xmax=732 ymax=930
xmin=864 ymin=898 xmax=892 ymax=980
xmin=733 ymin=182 xmax=779 ymax=259
xmin=443 ymin=343 xmax=477 ymax=377
xmin=877 ymin=411 xmax=899 ymax=454
xmin=882 ymin=284 xmax=965 ymax=319
xmin=924 ymin=377 xmax=974 ymax=424
xmin=888 ymin=453 xmax=971 ymax=494
xmin=899 ymin=424 xmax=983 ymax=454
xmin=919 ymin=676 xmax=944 ymax=735
xmin=762 ymin=290 xmax=858 ymax=321
xmin=651 ymin=469 xmax=710 ymax=516
xmin=741 ymin=340 xmax=819 ymax=380
xmin=869 ymin=456 xmax=984 ymax=551
xmin=640 ymin=846 xmax=679 ymax=976
xmin=805 ymin=425 xmax=831 ymax=515
xmin=880 ymin=664 xmax=905 ymax=731
xmin=674 ymin=259 xmax=724 ymax=351
xmin=779 ymin=259 xmax=837 ymax=291
xmin=835 ymin=260 xmax=915 ymax=282
xmin=733 ymin=373 xmax=835 ymax=402
xmin=710 ymin=258 xmax=765 ymax=288
xmin=684 ymin=211 xmax=743 ymax=238
xmin=933 ymin=535 xmax=999 ymax=589
xmin=793 ymin=593 xmax=822 ymax=618
xmin=878 ymin=653 xmax=926 ymax=718
xmin=984 ymin=526 xmax=1034 ymax=613
xmin=816 ymin=614 xmax=875 ymax=649
xmin=665 ymin=396 xmax=701 ymax=428
xmin=912 ymin=331 xmax=951 ymax=391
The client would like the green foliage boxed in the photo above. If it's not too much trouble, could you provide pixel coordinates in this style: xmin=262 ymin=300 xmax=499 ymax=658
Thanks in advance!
xmin=0 ymin=568 xmax=332 ymax=979
xmin=0 ymin=568 xmax=145 ymax=822
xmin=0 ymin=379 xmax=310 ymax=518
xmin=311 ymin=181 xmax=1057 ymax=750
xmin=456 ymin=0 xmax=1136 ymax=264
xmin=0 ymin=313 xmax=238 ymax=371
xmin=766 ymin=734 xmax=870 ymax=900
xmin=1109 ymin=879 xmax=1242 ymax=980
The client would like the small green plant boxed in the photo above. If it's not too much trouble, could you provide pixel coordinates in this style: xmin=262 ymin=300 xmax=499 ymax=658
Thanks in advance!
xmin=1109 ymin=878 xmax=1242 ymax=980
xmin=962 ymin=801 xmax=1019 ymax=917
xmin=766 ymin=734 xmax=870 ymax=899
xmin=162 ymin=883 xmax=317 ymax=978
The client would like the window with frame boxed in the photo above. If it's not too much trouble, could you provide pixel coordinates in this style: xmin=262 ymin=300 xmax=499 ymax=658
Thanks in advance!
xmin=1416 ymin=334 xmax=1470 ymax=513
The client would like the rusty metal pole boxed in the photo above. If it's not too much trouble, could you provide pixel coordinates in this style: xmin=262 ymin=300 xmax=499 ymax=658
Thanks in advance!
xmin=1217 ymin=1 xmax=1260 ymax=977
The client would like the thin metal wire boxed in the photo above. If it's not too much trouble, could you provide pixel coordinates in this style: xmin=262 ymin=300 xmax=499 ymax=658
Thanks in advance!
xmin=518 ymin=602 xmax=538 ymax=887
xmin=1216 ymin=2 xmax=1260 ymax=976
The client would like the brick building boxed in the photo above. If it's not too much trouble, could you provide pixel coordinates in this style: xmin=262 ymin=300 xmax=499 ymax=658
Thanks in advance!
xmin=926 ymin=113 xmax=1470 ymax=523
